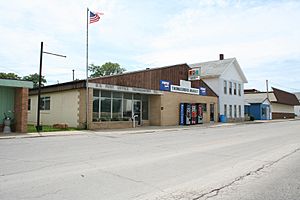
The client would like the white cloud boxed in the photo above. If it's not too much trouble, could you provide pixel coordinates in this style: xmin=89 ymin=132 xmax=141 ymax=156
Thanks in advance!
xmin=0 ymin=0 xmax=300 ymax=90
xmin=136 ymin=0 xmax=300 ymax=69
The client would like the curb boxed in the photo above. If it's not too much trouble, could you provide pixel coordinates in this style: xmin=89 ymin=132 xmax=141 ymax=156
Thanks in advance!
xmin=0 ymin=119 xmax=298 ymax=140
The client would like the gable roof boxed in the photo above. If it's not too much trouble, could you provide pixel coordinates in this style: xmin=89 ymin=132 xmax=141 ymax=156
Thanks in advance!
xmin=244 ymin=88 xmax=300 ymax=106
xmin=189 ymin=58 xmax=248 ymax=83
xmin=244 ymin=95 xmax=270 ymax=104
xmin=272 ymin=87 xmax=300 ymax=106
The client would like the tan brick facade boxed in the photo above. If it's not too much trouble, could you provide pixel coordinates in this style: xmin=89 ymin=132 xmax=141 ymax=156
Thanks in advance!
xmin=150 ymin=92 xmax=218 ymax=126
xmin=85 ymin=88 xmax=218 ymax=129
xmin=14 ymin=88 xmax=29 ymax=133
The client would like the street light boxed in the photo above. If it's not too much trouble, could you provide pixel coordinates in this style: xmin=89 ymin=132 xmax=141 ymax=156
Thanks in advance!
xmin=36 ymin=42 xmax=66 ymax=132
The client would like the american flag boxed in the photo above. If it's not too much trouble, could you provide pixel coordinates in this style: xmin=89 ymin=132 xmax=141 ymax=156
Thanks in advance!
xmin=90 ymin=11 xmax=103 ymax=24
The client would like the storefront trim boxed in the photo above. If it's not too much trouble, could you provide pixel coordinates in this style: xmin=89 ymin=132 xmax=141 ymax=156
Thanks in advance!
xmin=89 ymin=83 xmax=163 ymax=95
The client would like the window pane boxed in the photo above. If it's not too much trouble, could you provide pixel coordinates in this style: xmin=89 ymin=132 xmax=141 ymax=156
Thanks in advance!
xmin=123 ymin=99 xmax=132 ymax=119
xmin=224 ymin=81 xmax=227 ymax=94
xmin=124 ymin=93 xmax=132 ymax=100
xmin=234 ymin=105 xmax=237 ymax=118
xmin=112 ymin=99 xmax=122 ymax=119
xmin=100 ymin=98 xmax=111 ymax=120
xmin=234 ymin=83 xmax=237 ymax=95
xmin=40 ymin=97 xmax=50 ymax=110
xmin=113 ymin=92 xmax=122 ymax=99
xmin=93 ymin=89 xmax=99 ymax=97
xmin=134 ymin=94 xmax=141 ymax=100
xmin=93 ymin=98 xmax=99 ymax=121
xmin=101 ymin=91 xmax=111 ymax=98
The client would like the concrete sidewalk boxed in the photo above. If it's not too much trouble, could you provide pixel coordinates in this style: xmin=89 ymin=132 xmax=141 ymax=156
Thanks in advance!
xmin=0 ymin=118 xmax=297 ymax=140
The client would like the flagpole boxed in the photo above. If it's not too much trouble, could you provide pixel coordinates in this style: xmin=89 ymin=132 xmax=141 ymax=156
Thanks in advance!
xmin=86 ymin=7 xmax=89 ymax=129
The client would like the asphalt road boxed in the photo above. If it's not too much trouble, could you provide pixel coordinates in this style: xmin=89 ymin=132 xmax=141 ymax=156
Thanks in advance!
xmin=0 ymin=120 xmax=299 ymax=200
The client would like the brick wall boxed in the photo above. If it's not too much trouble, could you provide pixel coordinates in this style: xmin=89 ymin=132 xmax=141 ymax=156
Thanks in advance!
xmin=149 ymin=92 xmax=218 ymax=126
xmin=14 ymin=88 xmax=29 ymax=133
xmin=272 ymin=112 xmax=295 ymax=119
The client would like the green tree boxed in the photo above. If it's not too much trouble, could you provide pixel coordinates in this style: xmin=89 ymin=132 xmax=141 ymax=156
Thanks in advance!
xmin=0 ymin=72 xmax=21 ymax=80
xmin=22 ymin=73 xmax=47 ymax=88
xmin=88 ymin=62 xmax=126 ymax=78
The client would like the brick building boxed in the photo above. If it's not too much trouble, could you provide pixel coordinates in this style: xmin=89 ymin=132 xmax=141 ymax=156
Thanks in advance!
xmin=28 ymin=63 xmax=219 ymax=129
xmin=0 ymin=79 xmax=33 ymax=133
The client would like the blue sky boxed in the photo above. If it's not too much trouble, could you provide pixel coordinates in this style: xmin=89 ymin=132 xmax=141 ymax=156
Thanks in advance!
xmin=0 ymin=0 xmax=299 ymax=92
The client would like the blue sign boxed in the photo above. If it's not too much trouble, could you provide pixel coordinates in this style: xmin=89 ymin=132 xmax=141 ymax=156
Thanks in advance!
xmin=179 ymin=103 xmax=185 ymax=125
xmin=160 ymin=80 xmax=171 ymax=91
xmin=199 ymin=87 xmax=207 ymax=96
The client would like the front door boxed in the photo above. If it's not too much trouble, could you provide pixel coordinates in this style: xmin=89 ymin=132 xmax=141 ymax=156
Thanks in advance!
xmin=210 ymin=103 xmax=215 ymax=122
xmin=133 ymin=101 xmax=141 ymax=125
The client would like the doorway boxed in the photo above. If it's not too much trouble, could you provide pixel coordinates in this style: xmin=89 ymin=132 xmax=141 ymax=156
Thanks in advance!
xmin=210 ymin=103 xmax=215 ymax=122
xmin=133 ymin=100 xmax=141 ymax=125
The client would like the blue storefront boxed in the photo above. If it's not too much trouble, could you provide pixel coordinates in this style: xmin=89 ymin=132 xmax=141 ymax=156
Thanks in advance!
xmin=244 ymin=98 xmax=271 ymax=120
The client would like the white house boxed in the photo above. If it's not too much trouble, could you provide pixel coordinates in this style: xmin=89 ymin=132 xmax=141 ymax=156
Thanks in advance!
xmin=189 ymin=55 xmax=248 ymax=121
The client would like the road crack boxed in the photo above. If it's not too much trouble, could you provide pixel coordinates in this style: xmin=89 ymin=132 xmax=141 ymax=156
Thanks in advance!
xmin=192 ymin=147 xmax=300 ymax=200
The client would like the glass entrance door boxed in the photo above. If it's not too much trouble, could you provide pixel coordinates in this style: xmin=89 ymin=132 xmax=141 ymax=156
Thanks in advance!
xmin=133 ymin=101 xmax=141 ymax=125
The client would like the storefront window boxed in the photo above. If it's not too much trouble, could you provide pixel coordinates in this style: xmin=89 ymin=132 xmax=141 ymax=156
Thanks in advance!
xmin=123 ymin=99 xmax=132 ymax=120
xmin=134 ymin=94 xmax=141 ymax=100
xmin=92 ymin=89 xmax=149 ymax=122
xmin=100 ymin=98 xmax=111 ymax=120
xmin=101 ymin=90 xmax=111 ymax=98
xmin=93 ymin=98 xmax=100 ymax=121
xmin=112 ymin=93 xmax=122 ymax=120
xmin=124 ymin=93 xmax=132 ymax=100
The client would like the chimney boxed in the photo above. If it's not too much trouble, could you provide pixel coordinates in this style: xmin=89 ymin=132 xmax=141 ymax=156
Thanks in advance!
xmin=219 ymin=54 xmax=224 ymax=60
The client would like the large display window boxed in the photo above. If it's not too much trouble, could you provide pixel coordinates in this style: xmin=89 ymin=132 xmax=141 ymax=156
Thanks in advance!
xmin=92 ymin=89 xmax=149 ymax=122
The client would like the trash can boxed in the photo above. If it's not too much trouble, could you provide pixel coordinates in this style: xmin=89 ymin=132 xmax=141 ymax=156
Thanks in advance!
xmin=220 ymin=115 xmax=227 ymax=123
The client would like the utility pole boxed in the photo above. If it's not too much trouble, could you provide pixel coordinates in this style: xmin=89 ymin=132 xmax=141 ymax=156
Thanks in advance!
xmin=266 ymin=80 xmax=269 ymax=100
xmin=72 ymin=69 xmax=75 ymax=81
xmin=36 ymin=42 xmax=44 ymax=132
xmin=36 ymin=42 xmax=66 ymax=132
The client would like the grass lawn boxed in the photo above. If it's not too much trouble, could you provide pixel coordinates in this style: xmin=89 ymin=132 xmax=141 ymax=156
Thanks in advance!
xmin=27 ymin=124 xmax=81 ymax=133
